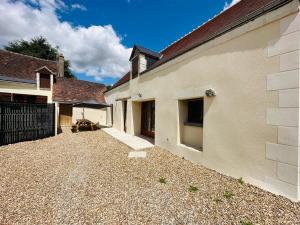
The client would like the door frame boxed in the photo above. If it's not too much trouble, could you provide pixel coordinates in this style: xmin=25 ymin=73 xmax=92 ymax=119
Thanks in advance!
xmin=123 ymin=100 xmax=127 ymax=132
xmin=141 ymin=100 xmax=155 ymax=138
xmin=59 ymin=104 xmax=73 ymax=126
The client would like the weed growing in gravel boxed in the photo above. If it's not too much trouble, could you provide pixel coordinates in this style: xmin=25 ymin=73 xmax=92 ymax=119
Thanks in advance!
xmin=238 ymin=177 xmax=244 ymax=185
xmin=188 ymin=185 xmax=198 ymax=192
xmin=223 ymin=190 xmax=234 ymax=199
xmin=159 ymin=177 xmax=166 ymax=184
xmin=240 ymin=220 xmax=253 ymax=225
xmin=213 ymin=198 xmax=223 ymax=203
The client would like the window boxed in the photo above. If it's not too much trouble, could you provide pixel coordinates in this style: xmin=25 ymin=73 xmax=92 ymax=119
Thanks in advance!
xmin=40 ymin=73 xmax=51 ymax=89
xmin=186 ymin=98 xmax=204 ymax=126
xmin=131 ymin=56 xmax=139 ymax=79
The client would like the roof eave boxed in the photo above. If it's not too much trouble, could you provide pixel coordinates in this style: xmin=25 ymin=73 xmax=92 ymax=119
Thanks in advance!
xmin=140 ymin=0 xmax=293 ymax=76
xmin=0 ymin=75 xmax=36 ymax=84
xmin=104 ymin=80 xmax=130 ymax=94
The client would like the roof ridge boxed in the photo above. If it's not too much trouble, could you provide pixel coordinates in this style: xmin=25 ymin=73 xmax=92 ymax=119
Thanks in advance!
xmin=135 ymin=44 xmax=159 ymax=53
xmin=0 ymin=49 xmax=58 ymax=64
xmin=59 ymin=77 xmax=105 ymax=86
xmin=160 ymin=0 xmax=242 ymax=53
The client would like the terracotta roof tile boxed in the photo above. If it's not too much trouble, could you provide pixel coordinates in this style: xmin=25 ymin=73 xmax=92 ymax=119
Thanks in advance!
xmin=109 ymin=72 xmax=130 ymax=91
xmin=149 ymin=0 xmax=291 ymax=72
xmin=0 ymin=50 xmax=58 ymax=81
xmin=53 ymin=78 xmax=106 ymax=104
xmin=110 ymin=0 xmax=292 ymax=90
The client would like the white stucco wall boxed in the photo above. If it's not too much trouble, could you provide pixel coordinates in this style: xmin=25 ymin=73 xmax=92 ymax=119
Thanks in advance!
xmin=0 ymin=77 xmax=53 ymax=103
xmin=72 ymin=107 xmax=107 ymax=125
xmin=105 ymin=1 xmax=300 ymax=201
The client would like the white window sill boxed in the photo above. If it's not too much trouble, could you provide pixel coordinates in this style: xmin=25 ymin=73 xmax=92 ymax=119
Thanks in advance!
xmin=178 ymin=143 xmax=203 ymax=152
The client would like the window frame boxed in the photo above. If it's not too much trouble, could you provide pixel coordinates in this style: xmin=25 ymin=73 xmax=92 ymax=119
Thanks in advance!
xmin=131 ymin=55 xmax=139 ymax=79
xmin=185 ymin=98 xmax=204 ymax=127
xmin=39 ymin=73 xmax=51 ymax=89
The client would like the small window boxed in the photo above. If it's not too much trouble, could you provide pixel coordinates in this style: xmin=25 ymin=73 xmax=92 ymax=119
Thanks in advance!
xmin=40 ymin=73 xmax=51 ymax=89
xmin=186 ymin=98 xmax=204 ymax=125
xmin=131 ymin=56 xmax=139 ymax=79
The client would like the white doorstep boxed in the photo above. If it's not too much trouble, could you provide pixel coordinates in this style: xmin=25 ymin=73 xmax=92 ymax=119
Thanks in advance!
xmin=102 ymin=128 xmax=154 ymax=150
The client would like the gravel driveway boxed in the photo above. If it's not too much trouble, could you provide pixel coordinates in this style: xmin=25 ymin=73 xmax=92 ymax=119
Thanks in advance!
xmin=0 ymin=130 xmax=300 ymax=225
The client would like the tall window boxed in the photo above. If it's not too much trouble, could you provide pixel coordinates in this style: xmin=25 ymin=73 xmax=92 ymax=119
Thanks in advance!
xmin=40 ymin=73 xmax=51 ymax=89
xmin=131 ymin=56 xmax=139 ymax=79
xmin=187 ymin=98 xmax=204 ymax=125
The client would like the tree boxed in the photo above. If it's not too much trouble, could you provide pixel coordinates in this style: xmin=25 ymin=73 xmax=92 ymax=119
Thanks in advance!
xmin=4 ymin=37 xmax=75 ymax=78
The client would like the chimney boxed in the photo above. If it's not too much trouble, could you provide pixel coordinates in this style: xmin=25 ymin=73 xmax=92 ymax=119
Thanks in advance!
xmin=58 ymin=53 xmax=64 ymax=77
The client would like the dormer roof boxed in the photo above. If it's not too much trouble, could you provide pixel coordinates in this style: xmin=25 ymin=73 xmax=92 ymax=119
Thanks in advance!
xmin=35 ymin=66 xmax=55 ymax=74
xmin=129 ymin=45 xmax=162 ymax=61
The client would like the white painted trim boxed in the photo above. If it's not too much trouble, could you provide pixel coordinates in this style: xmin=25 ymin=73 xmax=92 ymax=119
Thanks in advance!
xmin=36 ymin=72 xmax=40 ymax=90
xmin=130 ymin=54 xmax=139 ymax=79
xmin=55 ymin=102 xmax=59 ymax=136
xmin=50 ymin=74 xmax=54 ymax=91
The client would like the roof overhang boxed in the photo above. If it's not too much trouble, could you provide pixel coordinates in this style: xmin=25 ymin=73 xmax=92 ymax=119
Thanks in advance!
xmin=140 ymin=0 xmax=294 ymax=76
xmin=129 ymin=45 xmax=162 ymax=61
xmin=55 ymin=100 xmax=110 ymax=108
xmin=35 ymin=66 xmax=55 ymax=74
xmin=0 ymin=75 xmax=36 ymax=84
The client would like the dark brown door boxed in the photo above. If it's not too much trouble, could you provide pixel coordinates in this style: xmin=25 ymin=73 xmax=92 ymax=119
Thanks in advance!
xmin=123 ymin=100 xmax=127 ymax=132
xmin=141 ymin=101 xmax=155 ymax=138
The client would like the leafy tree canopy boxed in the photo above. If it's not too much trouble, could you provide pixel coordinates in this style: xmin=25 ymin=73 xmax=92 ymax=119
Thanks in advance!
xmin=4 ymin=37 xmax=75 ymax=78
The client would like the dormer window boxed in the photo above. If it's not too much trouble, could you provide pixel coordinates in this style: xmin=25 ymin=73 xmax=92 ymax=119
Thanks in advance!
xmin=131 ymin=56 xmax=139 ymax=79
xmin=129 ymin=45 xmax=162 ymax=80
xmin=35 ymin=66 xmax=55 ymax=90
xmin=40 ymin=73 xmax=51 ymax=89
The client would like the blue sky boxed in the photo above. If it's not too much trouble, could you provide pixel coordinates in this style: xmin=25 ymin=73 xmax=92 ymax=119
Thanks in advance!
xmin=62 ymin=0 xmax=228 ymax=51
xmin=62 ymin=0 xmax=230 ymax=84
xmin=0 ymin=0 xmax=236 ymax=85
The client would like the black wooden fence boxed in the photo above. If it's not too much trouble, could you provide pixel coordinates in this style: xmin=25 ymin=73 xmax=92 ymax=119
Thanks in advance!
xmin=0 ymin=102 xmax=55 ymax=146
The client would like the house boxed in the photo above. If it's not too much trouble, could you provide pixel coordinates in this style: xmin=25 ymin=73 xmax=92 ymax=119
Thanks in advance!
xmin=53 ymin=78 xmax=108 ymax=127
xmin=0 ymin=49 xmax=108 ymax=130
xmin=0 ymin=49 xmax=62 ymax=103
xmin=104 ymin=0 xmax=300 ymax=201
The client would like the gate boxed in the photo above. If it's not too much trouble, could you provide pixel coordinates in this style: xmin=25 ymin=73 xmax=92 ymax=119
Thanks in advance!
xmin=0 ymin=102 xmax=55 ymax=146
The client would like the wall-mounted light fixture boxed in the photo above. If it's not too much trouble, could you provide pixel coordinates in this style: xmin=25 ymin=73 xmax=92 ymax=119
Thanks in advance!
xmin=137 ymin=93 xmax=142 ymax=98
xmin=205 ymin=89 xmax=216 ymax=97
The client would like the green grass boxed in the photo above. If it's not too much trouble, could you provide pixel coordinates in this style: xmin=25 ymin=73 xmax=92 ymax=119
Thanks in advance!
xmin=240 ymin=220 xmax=254 ymax=225
xmin=158 ymin=177 xmax=166 ymax=184
xmin=238 ymin=177 xmax=245 ymax=185
xmin=188 ymin=185 xmax=198 ymax=192
xmin=223 ymin=190 xmax=234 ymax=199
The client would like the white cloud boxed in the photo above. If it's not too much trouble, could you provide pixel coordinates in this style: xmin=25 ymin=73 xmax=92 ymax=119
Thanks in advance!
xmin=71 ymin=3 xmax=87 ymax=11
xmin=0 ymin=0 xmax=131 ymax=80
xmin=224 ymin=0 xmax=241 ymax=10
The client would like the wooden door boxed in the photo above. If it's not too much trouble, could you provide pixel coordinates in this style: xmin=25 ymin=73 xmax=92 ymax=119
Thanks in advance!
xmin=141 ymin=101 xmax=155 ymax=138
xmin=59 ymin=104 xmax=72 ymax=126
